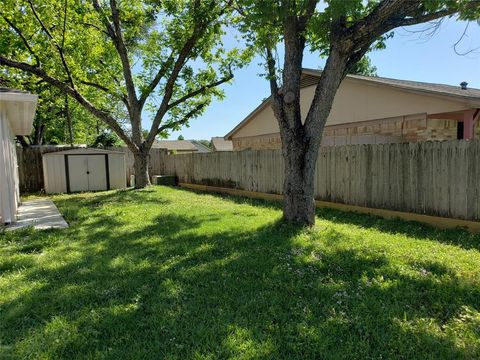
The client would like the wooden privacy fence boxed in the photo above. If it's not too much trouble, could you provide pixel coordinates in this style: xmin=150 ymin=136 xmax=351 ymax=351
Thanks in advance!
xmin=17 ymin=145 xmax=167 ymax=193
xmin=161 ymin=140 xmax=480 ymax=221
xmin=17 ymin=140 xmax=480 ymax=221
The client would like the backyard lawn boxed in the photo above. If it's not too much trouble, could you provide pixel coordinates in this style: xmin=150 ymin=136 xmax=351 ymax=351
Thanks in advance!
xmin=1 ymin=187 xmax=480 ymax=359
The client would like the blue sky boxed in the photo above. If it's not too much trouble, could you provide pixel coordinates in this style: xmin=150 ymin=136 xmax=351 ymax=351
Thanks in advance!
xmin=161 ymin=18 xmax=480 ymax=141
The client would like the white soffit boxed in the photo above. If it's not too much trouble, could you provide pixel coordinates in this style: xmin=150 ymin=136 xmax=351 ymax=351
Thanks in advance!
xmin=0 ymin=90 xmax=38 ymax=135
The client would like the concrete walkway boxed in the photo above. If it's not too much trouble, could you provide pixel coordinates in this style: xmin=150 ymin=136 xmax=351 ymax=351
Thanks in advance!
xmin=6 ymin=199 xmax=68 ymax=231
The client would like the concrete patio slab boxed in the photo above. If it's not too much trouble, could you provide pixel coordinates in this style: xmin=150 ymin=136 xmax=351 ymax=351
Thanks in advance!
xmin=6 ymin=199 xmax=68 ymax=231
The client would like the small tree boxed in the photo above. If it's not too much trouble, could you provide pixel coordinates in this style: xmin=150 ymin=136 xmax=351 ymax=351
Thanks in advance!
xmin=1 ymin=0 xmax=247 ymax=187
xmin=92 ymin=131 xmax=121 ymax=148
xmin=237 ymin=0 xmax=479 ymax=225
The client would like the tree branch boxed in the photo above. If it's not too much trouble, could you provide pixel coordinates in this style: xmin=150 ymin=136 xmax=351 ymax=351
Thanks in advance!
xmin=398 ymin=8 xmax=456 ymax=27
xmin=1 ymin=15 xmax=40 ymax=66
xmin=138 ymin=51 xmax=175 ymax=108
xmin=145 ymin=0 xmax=213 ymax=148
xmin=108 ymin=0 xmax=138 ymax=103
xmin=298 ymin=0 xmax=318 ymax=30
xmin=78 ymin=80 xmax=129 ymax=107
xmin=167 ymin=71 xmax=233 ymax=110
xmin=265 ymin=47 xmax=279 ymax=96
xmin=91 ymin=0 xmax=116 ymax=41
xmin=156 ymin=103 xmax=207 ymax=135
xmin=27 ymin=0 xmax=75 ymax=88
xmin=0 ymin=55 xmax=136 ymax=151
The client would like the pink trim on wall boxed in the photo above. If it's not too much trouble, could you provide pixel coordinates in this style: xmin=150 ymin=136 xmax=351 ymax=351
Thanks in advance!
xmin=463 ymin=109 xmax=476 ymax=140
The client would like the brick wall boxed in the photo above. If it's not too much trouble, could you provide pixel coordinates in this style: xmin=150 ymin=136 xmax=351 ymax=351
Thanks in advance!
xmin=233 ymin=133 xmax=281 ymax=151
xmin=232 ymin=116 xmax=471 ymax=151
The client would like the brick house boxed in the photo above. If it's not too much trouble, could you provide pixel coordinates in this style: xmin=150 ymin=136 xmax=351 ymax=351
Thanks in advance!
xmin=225 ymin=69 xmax=480 ymax=151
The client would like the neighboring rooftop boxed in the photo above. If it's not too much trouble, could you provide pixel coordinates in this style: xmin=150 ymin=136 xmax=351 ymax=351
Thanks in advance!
xmin=211 ymin=137 xmax=233 ymax=151
xmin=191 ymin=140 xmax=212 ymax=153
xmin=152 ymin=139 xmax=211 ymax=153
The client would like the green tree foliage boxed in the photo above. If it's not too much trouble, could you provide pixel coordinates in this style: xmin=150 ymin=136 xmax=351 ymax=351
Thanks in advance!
xmin=3 ymin=74 xmax=108 ymax=146
xmin=349 ymin=56 xmax=377 ymax=76
xmin=0 ymin=0 xmax=249 ymax=187
xmin=91 ymin=131 xmax=121 ymax=148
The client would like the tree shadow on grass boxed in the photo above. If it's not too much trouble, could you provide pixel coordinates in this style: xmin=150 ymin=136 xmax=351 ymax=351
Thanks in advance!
xmin=316 ymin=206 xmax=480 ymax=251
xmin=176 ymin=188 xmax=480 ymax=251
xmin=2 ymin=206 xmax=480 ymax=359
xmin=52 ymin=188 xmax=171 ymax=227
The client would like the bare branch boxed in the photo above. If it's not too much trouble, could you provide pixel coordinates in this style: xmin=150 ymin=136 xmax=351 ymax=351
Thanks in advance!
xmin=454 ymin=22 xmax=480 ymax=56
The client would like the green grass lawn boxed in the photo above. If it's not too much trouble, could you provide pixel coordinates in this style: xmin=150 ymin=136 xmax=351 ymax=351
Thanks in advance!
xmin=1 ymin=187 xmax=480 ymax=359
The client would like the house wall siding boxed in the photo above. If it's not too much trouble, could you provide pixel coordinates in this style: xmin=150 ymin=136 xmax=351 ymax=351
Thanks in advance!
xmin=232 ymin=117 xmax=474 ymax=151
xmin=231 ymin=78 xmax=473 ymax=140
xmin=0 ymin=108 xmax=20 ymax=224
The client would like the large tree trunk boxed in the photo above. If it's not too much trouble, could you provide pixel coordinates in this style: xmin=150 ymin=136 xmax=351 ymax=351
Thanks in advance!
xmin=281 ymin=132 xmax=320 ymax=226
xmin=133 ymin=150 xmax=151 ymax=188
xmin=133 ymin=151 xmax=150 ymax=189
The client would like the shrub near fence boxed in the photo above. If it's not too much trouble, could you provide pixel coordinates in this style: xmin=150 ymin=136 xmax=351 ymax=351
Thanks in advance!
xmin=161 ymin=140 xmax=480 ymax=221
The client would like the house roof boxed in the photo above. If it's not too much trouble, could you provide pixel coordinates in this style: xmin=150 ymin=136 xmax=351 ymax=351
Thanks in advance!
xmin=152 ymin=139 xmax=211 ymax=152
xmin=191 ymin=140 xmax=212 ymax=153
xmin=211 ymin=137 xmax=233 ymax=151
xmin=225 ymin=69 xmax=480 ymax=140
xmin=302 ymin=68 xmax=480 ymax=101
xmin=0 ymin=88 xmax=38 ymax=135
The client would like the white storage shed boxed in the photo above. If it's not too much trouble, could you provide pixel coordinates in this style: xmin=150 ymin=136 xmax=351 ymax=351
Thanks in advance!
xmin=0 ymin=88 xmax=38 ymax=224
xmin=42 ymin=148 xmax=126 ymax=194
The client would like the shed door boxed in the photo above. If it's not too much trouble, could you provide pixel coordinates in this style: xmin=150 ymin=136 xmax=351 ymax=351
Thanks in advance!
xmin=67 ymin=155 xmax=107 ymax=192
xmin=68 ymin=156 xmax=88 ymax=192
xmin=86 ymin=155 xmax=107 ymax=191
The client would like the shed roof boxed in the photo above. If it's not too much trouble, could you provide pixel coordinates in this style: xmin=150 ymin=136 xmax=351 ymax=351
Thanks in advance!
xmin=42 ymin=148 xmax=125 ymax=156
